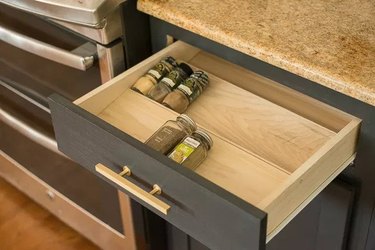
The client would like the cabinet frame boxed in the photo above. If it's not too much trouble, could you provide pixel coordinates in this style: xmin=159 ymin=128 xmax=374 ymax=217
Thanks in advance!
xmin=148 ymin=16 xmax=375 ymax=250
xmin=49 ymin=39 xmax=360 ymax=250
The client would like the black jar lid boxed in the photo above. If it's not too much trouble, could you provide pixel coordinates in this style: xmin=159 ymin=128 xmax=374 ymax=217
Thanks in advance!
xmin=191 ymin=71 xmax=209 ymax=89
xmin=178 ymin=62 xmax=194 ymax=76
xmin=163 ymin=56 xmax=178 ymax=68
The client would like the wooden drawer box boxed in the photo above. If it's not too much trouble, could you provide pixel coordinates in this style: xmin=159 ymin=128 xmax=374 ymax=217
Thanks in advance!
xmin=49 ymin=41 xmax=360 ymax=250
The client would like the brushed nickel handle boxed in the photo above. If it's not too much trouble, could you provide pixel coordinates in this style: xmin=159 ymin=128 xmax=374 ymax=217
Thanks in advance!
xmin=95 ymin=164 xmax=170 ymax=215
xmin=0 ymin=25 xmax=96 ymax=71
xmin=0 ymin=108 xmax=67 ymax=158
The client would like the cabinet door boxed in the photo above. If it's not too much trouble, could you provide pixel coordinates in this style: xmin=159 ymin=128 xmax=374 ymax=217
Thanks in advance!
xmin=267 ymin=180 xmax=355 ymax=250
xmin=166 ymin=224 xmax=209 ymax=250
xmin=166 ymin=180 xmax=355 ymax=250
xmin=366 ymin=204 xmax=375 ymax=250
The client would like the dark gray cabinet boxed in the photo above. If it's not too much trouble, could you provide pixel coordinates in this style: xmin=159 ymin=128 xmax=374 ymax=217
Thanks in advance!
xmin=367 ymin=205 xmax=375 ymax=250
xmin=48 ymin=92 xmax=266 ymax=250
xmin=146 ymin=17 xmax=374 ymax=250
xmin=167 ymin=224 xmax=209 ymax=250
xmin=166 ymin=180 xmax=355 ymax=250
xmin=267 ymin=181 xmax=355 ymax=250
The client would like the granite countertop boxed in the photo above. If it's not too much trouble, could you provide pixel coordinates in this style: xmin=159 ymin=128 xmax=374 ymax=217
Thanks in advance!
xmin=138 ymin=0 xmax=375 ymax=106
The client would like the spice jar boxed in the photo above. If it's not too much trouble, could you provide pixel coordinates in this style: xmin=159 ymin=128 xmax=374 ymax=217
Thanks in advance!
xmin=162 ymin=71 xmax=209 ymax=113
xmin=147 ymin=63 xmax=193 ymax=103
xmin=131 ymin=56 xmax=177 ymax=95
xmin=168 ymin=129 xmax=213 ymax=170
xmin=145 ymin=114 xmax=197 ymax=155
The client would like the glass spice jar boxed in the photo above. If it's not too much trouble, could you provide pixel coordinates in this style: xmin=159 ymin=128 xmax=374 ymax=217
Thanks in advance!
xmin=131 ymin=56 xmax=177 ymax=95
xmin=145 ymin=114 xmax=197 ymax=155
xmin=168 ymin=129 xmax=213 ymax=170
xmin=162 ymin=71 xmax=209 ymax=113
xmin=147 ymin=63 xmax=193 ymax=103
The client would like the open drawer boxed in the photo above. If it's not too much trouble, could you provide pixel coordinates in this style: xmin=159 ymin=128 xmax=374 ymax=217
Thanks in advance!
xmin=49 ymin=41 xmax=360 ymax=250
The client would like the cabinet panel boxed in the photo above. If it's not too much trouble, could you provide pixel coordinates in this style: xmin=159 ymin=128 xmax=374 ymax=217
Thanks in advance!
xmin=366 ymin=203 xmax=375 ymax=250
xmin=267 ymin=181 xmax=355 ymax=250
xmin=166 ymin=181 xmax=355 ymax=250
xmin=167 ymin=224 xmax=209 ymax=250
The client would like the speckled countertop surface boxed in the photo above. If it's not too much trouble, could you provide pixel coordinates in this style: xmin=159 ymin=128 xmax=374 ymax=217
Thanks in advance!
xmin=138 ymin=0 xmax=375 ymax=106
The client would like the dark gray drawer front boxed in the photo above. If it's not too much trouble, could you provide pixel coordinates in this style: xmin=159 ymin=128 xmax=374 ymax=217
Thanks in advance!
xmin=49 ymin=94 xmax=267 ymax=250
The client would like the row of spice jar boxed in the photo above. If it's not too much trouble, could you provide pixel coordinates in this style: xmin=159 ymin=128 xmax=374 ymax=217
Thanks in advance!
xmin=131 ymin=56 xmax=209 ymax=113
xmin=145 ymin=114 xmax=212 ymax=170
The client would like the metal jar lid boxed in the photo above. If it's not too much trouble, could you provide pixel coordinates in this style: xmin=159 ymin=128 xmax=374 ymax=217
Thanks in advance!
xmin=178 ymin=63 xmax=194 ymax=77
xmin=162 ymin=56 xmax=178 ymax=69
xmin=193 ymin=129 xmax=213 ymax=150
xmin=177 ymin=114 xmax=197 ymax=131
xmin=191 ymin=71 xmax=209 ymax=89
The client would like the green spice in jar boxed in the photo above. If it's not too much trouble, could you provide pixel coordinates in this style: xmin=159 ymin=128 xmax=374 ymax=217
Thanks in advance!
xmin=145 ymin=114 xmax=197 ymax=155
xmin=132 ymin=56 xmax=177 ymax=95
xmin=162 ymin=71 xmax=209 ymax=113
xmin=168 ymin=129 xmax=213 ymax=170
xmin=147 ymin=63 xmax=193 ymax=103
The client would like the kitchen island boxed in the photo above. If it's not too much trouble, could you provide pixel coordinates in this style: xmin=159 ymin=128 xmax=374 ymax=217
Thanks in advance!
xmin=137 ymin=0 xmax=375 ymax=249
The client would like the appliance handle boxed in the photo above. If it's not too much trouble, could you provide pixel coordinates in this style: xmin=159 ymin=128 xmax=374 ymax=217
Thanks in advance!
xmin=0 ymin=108 xmax=67 ymax=158
xmin=0 ymin=25 xmax=96 ymax=71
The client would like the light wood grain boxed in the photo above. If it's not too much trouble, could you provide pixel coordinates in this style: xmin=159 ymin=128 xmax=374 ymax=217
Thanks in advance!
xmin=259 ymin=120 xmax=360 ymax=234
xmin=75 ymin=41 xmax=200 ymax=114
xmin=98 ymin=90 xmax=289 ymax=205
xmin=185 ymin=64 xmax=335 ymax=173
xmin=77 ymin=40 xmax=341 ymax=173
xmin=74 ymin=40 xmax=360 ymax=238
xmin=189 ymin=51 xmax=355 ymax=132
xmin=265 ymin=154 xmax=356 ymax=243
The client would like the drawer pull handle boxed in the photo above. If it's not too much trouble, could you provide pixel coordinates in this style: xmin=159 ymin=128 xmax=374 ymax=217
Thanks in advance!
xmin=150 ymin=185 xmax=162 ymax=195
xmin=119 ymin=166 xmax=131 ymax=176
xmin=95 ymin=164 xmax=170 ymax=215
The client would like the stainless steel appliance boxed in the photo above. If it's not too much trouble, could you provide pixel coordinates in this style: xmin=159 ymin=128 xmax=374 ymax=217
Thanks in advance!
xmin=0 ymin=1 xmax=141 ymax=248
xmin=0 ymin=0 xmax=126 ymax=83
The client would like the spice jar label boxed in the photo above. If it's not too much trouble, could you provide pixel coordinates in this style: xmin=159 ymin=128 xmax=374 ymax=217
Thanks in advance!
xmin=146 ymin=56 xmax=178 ymax=81
xmin=146 ymin=126 xmax=186 ymax=154
xmin=177 ymin=78 xmax=201 ymax=100
xmin=147 ymin=63 xmax=168 ymax=81
xmin=162 ymin=77 xmax=175 ymax=88
xmin=178 ymin=84 xmax=193 ymax=95
xmin=148 ymin=69 xmax=162 ymax=80
xmin=161 ymin=70 xmax=185 ymax=88
xmin=169 ymin=137 xmax=200 ymax=164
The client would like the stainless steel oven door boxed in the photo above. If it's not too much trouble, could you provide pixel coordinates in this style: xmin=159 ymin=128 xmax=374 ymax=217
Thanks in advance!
xmin=0 ymin=3 xmax=124 ymax=233
xmin=0 ymin=81 xmax=124 ymax=233
xmin=0 ymin=3 xmax=103 ymax=104
xmin=0 ymin=3 xmax=125 ymax=83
